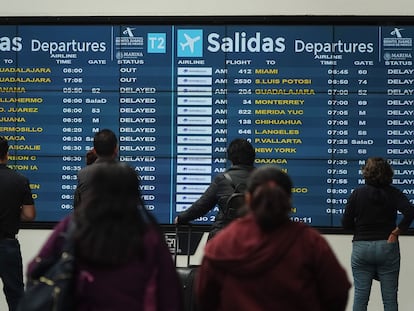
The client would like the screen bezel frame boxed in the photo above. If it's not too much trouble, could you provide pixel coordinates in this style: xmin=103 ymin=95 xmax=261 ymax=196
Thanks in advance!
xmin=4 ymin=15 xmax=414 ymax=234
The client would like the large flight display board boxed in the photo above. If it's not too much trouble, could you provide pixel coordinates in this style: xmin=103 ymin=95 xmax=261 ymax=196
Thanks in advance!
xmin=1 ymin=19 xmax=414 ymax=227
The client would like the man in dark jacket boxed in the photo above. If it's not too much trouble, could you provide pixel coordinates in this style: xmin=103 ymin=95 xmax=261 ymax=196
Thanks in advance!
xmin=73 ymin=129 xmax=118 ymax=208
xmin=0 ymin=136 xmax=36 ymax=311
xmin=174 ymin=138 xmax=255 ymax=239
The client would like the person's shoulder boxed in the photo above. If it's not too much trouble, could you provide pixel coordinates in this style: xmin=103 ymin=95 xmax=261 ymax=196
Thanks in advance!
xmin=348 ymin=185 xmax=368 ymax=195
xmin=91 ymin=159 xmax=130 ymax=170
xmin=387 ymin=185 xmax=408 ymax=197
xmin=5 ymin=167 xmax=30 ymax=182
xmin=209 ymin=214 xmax=256 ymax=242
xmin=78 ymin=160 xmax=112 ymax=173
xmin=212 ymin=171 xmax=227 ymax=183
xmin=228 ymin=165 xmax=255 ymax=171
xmin=143 ymin=224 xmax=166 ymax=248
xmin=52 ymin=214 xmax=73 ymax=236
xmin=387 ymin=184 xmax=402 ymax=192
xmin=76 ymin=164 xmax=93 ymax=177
xmin=224 ymin=165 xmax=252 ymax=176
xmin=283 ymin=220 xmax=309 ymax=232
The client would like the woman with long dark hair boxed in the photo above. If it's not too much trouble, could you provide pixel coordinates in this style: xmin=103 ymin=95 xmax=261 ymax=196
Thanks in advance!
xmin=27 ymin=163 xmax=183 ymax=311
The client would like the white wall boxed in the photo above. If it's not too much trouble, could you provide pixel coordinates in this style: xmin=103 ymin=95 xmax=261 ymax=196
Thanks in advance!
xmin=0 ymin=230 xmax=412 ymax=311
xmin=1 ymin=0 xmax=414 ymax=16
xmin=1 ymin=0 xmax=414 ymax=310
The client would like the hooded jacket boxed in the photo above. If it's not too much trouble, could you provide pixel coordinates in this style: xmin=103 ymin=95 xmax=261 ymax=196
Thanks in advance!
xmin=196 ymin=214 xmax=351 ymax=311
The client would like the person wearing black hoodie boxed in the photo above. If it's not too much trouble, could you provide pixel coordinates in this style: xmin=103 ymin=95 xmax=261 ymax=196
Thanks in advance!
xmin=196 ymin=165 xmax=351 ymax=311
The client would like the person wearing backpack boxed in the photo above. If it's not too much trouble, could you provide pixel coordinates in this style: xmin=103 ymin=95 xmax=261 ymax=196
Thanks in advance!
xmin=174 ymin=138 xmax=255 ymax=240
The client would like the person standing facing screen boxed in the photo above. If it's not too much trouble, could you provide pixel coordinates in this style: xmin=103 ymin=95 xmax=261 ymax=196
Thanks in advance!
xmin=74 ymin=129 xmax=118 ymax=209
xmin=342 ymin=157 xmax=414 ymax=311
xmin=174 ymin=138 xmax=256 ymax=240
xmin=196 ymin=165 xmax=351 ymax=311
xmin=0 ymin=136 xmax=36 ymax=311
xmin=85 ymin=149 xmax=97 ymax=166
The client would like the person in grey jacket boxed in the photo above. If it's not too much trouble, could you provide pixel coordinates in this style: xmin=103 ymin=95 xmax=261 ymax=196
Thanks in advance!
xmin=174 ymin=138 xmax=255 ymax=239
xmin=74 ymin=129 xmax=119 ymax=209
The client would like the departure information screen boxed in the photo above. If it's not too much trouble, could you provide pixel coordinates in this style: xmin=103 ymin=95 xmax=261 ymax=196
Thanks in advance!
xmin=1 ymin=20 xmax=414 ymax=227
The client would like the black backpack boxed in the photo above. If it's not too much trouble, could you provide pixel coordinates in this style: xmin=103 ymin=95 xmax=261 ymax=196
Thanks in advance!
xmin=223 ymin=173 xmax=248 ymax=222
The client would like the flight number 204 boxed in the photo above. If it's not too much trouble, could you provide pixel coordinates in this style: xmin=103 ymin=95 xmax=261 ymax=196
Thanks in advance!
xmin=238 ymin=89 xmax=252 ymax=94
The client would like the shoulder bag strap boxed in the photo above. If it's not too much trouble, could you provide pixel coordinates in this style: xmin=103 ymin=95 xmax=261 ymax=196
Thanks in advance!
xmin=223 ymin=172 xmax=236 ymax=189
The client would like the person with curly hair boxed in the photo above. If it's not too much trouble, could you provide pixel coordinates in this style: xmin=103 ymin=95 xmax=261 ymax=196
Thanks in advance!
xmin=342 ymin=157 xmax=414 ymax=311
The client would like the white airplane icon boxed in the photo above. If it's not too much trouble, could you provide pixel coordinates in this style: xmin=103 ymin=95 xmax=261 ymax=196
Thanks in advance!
xmin=180 ymin=33 xmax=201 ymax=53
